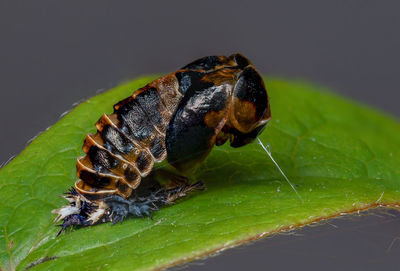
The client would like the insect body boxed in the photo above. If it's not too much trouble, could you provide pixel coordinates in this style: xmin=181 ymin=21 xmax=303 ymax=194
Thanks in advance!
xmin=53 ymin=53 xmax=271 ymax=234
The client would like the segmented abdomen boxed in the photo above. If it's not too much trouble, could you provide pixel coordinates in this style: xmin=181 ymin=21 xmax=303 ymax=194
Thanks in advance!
xmin=75 ymin=75 xmax=183 ymax=200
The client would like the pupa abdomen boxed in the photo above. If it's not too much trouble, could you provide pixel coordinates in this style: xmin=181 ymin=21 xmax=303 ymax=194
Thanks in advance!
xmin=75 ymin=75 xmax=182 ymax=200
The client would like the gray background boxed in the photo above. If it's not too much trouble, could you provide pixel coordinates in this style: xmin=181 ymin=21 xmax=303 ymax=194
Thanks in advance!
xmin=1 ymin=1 xmax=399 ymax=270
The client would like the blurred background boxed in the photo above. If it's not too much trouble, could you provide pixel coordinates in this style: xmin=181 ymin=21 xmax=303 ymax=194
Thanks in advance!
xmin=0 ymin=1 xmax=399 ymax=270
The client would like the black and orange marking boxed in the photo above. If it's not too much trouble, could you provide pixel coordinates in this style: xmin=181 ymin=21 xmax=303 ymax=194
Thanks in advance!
xmin=54 ymin=53 xmax=271 ymax=233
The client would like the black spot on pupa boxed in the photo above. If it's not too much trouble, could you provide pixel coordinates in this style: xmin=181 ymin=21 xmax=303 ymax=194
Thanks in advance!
xmin=124 ymin=166 xmax=139 ymax=182
xmin=101 ymin=125 xmax=135 ymax=154
xmin=175 ymin=70 xmax=208 ymax=95
xmin=78 ymin=170 xmax=112 ymax=187
xmin=87 ymin=146 xmax=119 ymax=172
xmin=115 ymin=99 xmax=155 ymax=142
xmin=234 ymin=66 xmax=268 ymax=119
xmin=181 ymin=55 xmax=222 ymax=71
xmin=136 ymin=88 xmax=163 ymax=127
xmin=136 ymin=152 xmax=150 ymax=172
xmin=117 ymin=181 xmax=129 ymax=194
xmin=149 ymin=137 xmax=165 ymax=160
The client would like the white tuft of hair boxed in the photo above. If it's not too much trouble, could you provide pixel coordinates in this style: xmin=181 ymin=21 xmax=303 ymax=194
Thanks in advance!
xmin=52 ymin=205 xmax=80 ymax=223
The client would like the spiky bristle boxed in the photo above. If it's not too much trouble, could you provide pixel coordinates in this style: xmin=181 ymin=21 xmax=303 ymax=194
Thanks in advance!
xmin=53 ymin=181 xmax=205 ymax=235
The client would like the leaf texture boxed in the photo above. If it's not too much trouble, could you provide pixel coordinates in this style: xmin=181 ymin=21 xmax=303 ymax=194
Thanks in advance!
xmin=0 ymin=76 xmax=399 ymax=271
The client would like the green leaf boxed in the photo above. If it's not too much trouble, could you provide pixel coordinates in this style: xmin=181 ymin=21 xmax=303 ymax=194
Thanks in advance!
xmin=0 ymin=76 xmax=399 ymax=271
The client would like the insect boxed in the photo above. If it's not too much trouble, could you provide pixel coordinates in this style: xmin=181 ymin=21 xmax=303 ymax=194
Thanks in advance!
xmin=53 ymin=53 xmax=271 ymax=235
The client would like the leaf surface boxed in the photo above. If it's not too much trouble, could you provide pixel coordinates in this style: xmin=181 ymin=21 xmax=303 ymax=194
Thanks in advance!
xmin=0 ymin=76 xmax=399 ymax=271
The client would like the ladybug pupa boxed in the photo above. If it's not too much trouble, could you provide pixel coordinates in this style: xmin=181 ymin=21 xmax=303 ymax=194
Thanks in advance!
xmin=53 ymin=53 xmax=271 ymax=235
